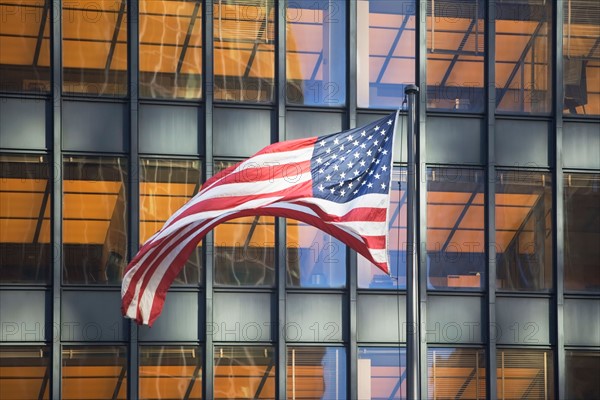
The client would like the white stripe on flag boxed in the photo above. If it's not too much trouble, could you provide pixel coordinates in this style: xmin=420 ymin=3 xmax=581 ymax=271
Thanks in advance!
xmin=296 ymin=193 xmax=389 ymax=217
xmin=161 ymin=172 xmax=311 ymax=230
xmin=202 ymin=146 xmax=314 ymax=192
xmin=145 ymin=196 xmax=285 ymax=246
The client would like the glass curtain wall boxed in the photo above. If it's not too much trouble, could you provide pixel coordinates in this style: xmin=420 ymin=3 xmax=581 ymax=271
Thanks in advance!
xmin=0 ymin=0 xmax=51 ymax=93
xmin=139 ymin=346 xmax=202 ymax=400
xmin=287 ymin=347 xmax=347 ymax=400
xmin=564 ymin=172 xmax=600 ymax=292
xmin=427 ymin=0 xmax=485 ymax=112
xmin=139 ymin=0 xmax=203 ymax=99
xmin=213 ymin=0 xmax=275 ymax=102
xmin=0 ymin=346 xmax=50 ymax=400
xmin=214 ymin=346 xmax=275 ymax=399
xmin=0 ymin=154 xmax=51 ymax=283
xmin=427 ymin=167 xmax=485 ymax=291
xmin=61 ymin=346 xmax=127 ymax=400
xmin=286 ymin=0 xmax=347 ymax=106
xmin=496 ymin=170 xmax=553 ymax=292
xmin=427 ymin=348 xmax=486 ymax=399
xmin=357 ymin=0 xmax=416 ymax=109
xmin=1 ymin=1 xmax=600 ymax=399
xmin=495 ymin=0 xmax=553 ymax=113
xmin=358 ymin=347 xmax=406 ymax=399
xmin=62 ymin=0 xmax=128 ymax=96
xmin=62 ymin=156 xmax=128 ymax=285
xmin=496 ymin=349 xmax=554 ymax=400
xmin=563 ymin=0 xmax=600 ymax=116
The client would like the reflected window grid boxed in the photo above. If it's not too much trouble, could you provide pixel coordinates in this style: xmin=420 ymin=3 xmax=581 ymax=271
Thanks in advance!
xmin=214 ymin=346 xmax=275 ymax=400
xmin=0 ymin=0 xmax=51 ymax=93
xmin=427 ymin=0 xmax=485 ymax=112
xmin=139 ymin=0 xmax=203 ymax=99
xmin=565 ymin=350 xmax=600 ymax=399
xmin=62 ymin=0 xmax=128 ymax=96
xmin=497 ymin=349 xmax=554 ymax=400
xmin=286 ymin=0 xmax=347 ymax=107
xmin=495 ymin=170 xmax=553 ymax=292
xmin=358 ymin=347 xmax=406 ymax=399
xmin=0 ymin=154 xmax=51 ymax=284
xmin=428 ymin=347 xmax=486 ymax=400
xmin=427 ymin=167 xmax=486 ymax=291
xmin=213 ymin=0 xmax=275 ymax=103
xmin=357 ymin=0 xmax=416 ymax=109
xmin=563 ymin=0 xmax=600 ymax=116
xmin=62 ymin=346 xmax=127 ymax=400
xmin=62 ymin=156 xmax=128 ymax=285
xmin=139 ymin=345 xmax=202 ymax=400
xmin=0 ymin=346 xmax=50 ymax=400
xmin=287 ymin=220 xmax=347 ymax=288
xmin=564 ymin=172 xmax=600 ymax=292
xmin=495 ymin=0 xmax=553 ymax=114
xmin=287 ymin=346 xmax=347 ymax=400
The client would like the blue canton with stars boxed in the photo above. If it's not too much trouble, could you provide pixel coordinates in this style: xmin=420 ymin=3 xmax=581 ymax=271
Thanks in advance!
xmin=310 ymin=113 xmax=397 ymax=203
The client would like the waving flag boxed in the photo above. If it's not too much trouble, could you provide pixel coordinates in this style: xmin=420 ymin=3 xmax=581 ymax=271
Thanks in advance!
xmin=122 ymin=112 xmax=399 ymax=325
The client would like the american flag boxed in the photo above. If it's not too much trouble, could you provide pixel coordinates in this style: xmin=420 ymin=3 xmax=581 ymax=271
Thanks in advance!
xmin=122 ymin=112 xmax=399 ymax=325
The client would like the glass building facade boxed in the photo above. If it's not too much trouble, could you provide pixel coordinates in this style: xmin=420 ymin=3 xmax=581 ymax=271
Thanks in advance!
xmin=1 ymin=0 xmax=599 ymax=399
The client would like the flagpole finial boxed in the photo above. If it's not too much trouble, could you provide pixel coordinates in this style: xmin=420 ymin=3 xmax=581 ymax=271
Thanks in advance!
xmin=405 ymin=84 xmax=419 ymax=94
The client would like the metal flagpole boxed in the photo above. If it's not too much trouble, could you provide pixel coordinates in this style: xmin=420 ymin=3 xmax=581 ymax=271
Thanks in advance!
xmin=405 ymin=84 xmax=421 ymax=399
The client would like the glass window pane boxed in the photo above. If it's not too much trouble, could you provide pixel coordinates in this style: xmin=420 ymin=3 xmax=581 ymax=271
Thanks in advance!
xmin=62 ymin=0 xmax=128 ymax=96
xmin=63 ymin=156 xmax=128 ymax=285
xmin=0 ymin=154 xmax=51 ymax=283
xmin=140 ymin=159 xmax=202 ymax=285
xmin=62 ymin=346 xmax=127 ymax=400
xmin=287 ymin=347 xmax=347 ymax=400
xmin=214 ymin=0 xmax=275 ymax=103
xmin=497 ymin=349 xmax=554 ymax=400
xmin=565 ymin=173 xmax=600 ymax=292
xmin=428 ymin=348 xmax=486 ymax=400
xmin=496 ymin=0 xmax=553 ymax=113
xmin=358 ymin=168 xmax=406 ymax=289
xmin=358 ymin=347 xmax=406 ymax=399
xmin=427 ymin=167 xmax=485 ymax=291
xmin=563 ymin=1 xmax=600 ymax=116
xmin=139 ymin=0 xmax=202 ymax=99
xmin=0 ymin=346 xmax=50 ymax=400
xmin=214 ymin=346 xmax=275 ymax=399
xmin=0 ymin=0 xmax=50 ymax=93
xmin=357 ymin=0 xmax=416 ymax=109
xmin=427 ymin=0 xmax=484 ymax=112
xmin=287 ymin=221 xmax=346 ymax=288
xmin=496 ymin=170 xmax=553 ymax=291
xmin=213 ymin=161 xmax=275 ymax=287
xmin=566 ymin=350 xmax=600 ymax=399
xmin=140 ymin=346 xmax=202 ymax=400
xmin=287 ymin=0 xmax=346 ymax=106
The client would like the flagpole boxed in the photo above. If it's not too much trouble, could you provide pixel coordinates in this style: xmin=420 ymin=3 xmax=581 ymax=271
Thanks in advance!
xmin=405 ymin=84 xmax=421 ymax=399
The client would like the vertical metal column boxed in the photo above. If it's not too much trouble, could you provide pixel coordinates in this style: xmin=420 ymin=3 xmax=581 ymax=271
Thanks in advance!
xmin=416 ymin=1 xmax=429 ymax=395
xmin=50 ymin=0 xmax=62 ymax=397
xmin=553 ymin=2 xmax=566 ymax=399
xmin=275 ymin=0 xmax=287 ymax=397
xmin=347 ymin=1 xmax=358 ymax=398
xmin=485 ymin=1 xmax=498 ymax=398
xmin=405 ymin=84 xmax=420 ymax=400
xmin=127 ymin=0 xmax=140 ymax=397
xmin=203 ymin=1 xmax=215 ymax=398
